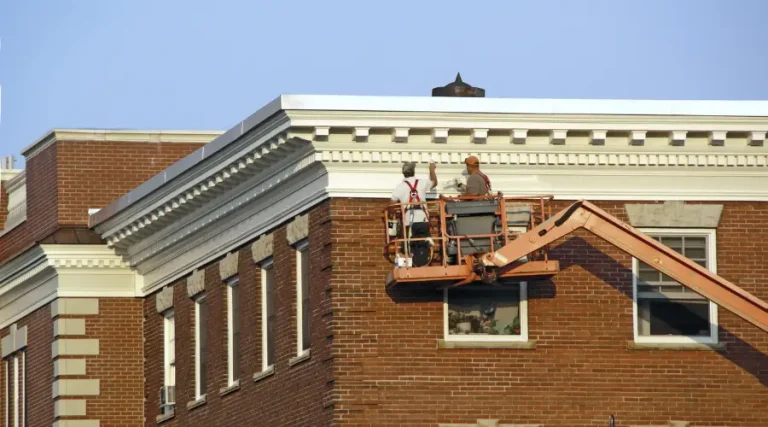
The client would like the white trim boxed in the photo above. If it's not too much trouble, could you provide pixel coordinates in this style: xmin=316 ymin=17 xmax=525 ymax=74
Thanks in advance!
xmin=4 ymin=359 xmax=7 ymax=427
xmin=0 ymin=245 xmax=142 ymax=331
xmin=632 ymin=228 xmax=719 ymax=345
xmin=19 ymin=353 xmax=23 ymax=427
xmin=261 ymin=260 xmax=274 ymax=372
xmin=295 ymin=241 xmax=310 ymax=357
xmin=226 ymin=277 xmax=239 ymax=385
xmin=194 ymin=296 xmax=205 ymax=399
xmin=12 ymin=355 xmax=18 ymax=427
xmin=443 ymin=282 xmax=529 ymax=343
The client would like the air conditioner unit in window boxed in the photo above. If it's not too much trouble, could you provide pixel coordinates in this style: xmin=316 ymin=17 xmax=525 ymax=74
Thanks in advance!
xmin=159 ymin=385 xmax=176 ymax=413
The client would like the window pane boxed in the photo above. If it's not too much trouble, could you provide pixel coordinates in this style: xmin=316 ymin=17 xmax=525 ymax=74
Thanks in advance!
xmin=660 ymin=236 xmax=683 ymax=253
xmin=198 ymin=300 xmax=207 ymax=395
xmin=685 ymin=247 xmax=706 ymax=259
xmin=448 ymin=285 xmax=521 ymax=336
xmin=643 ymin=299 xmax=711 ymax=337
xmin=266 ymin=268 xmax=275 ymax=367
xmin=637 ymin=263 xmax=659 ymax=282
xmin=231 ymin=284 xmax=240 ymax=381
xmin=300 ymin=249 xmax=311 ymax=352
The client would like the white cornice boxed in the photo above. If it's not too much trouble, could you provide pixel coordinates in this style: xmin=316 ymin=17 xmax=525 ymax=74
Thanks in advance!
xmin=21 ymin=128 xmax=222 ymax=160
xmin=0 ymin=168 xmax=22 ymax=183
xmin=0 ymin=245 xmax=142 ymax=329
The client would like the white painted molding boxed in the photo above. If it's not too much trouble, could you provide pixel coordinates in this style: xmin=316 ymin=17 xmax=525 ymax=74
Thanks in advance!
xmin=392 ymin=127 xmax=409 ymax=143
xmin=631 ymin=131 xmax=646 ymax=146
xmin=313 ymin=126 xmax=330 ymax=141
xmin=671 ymin=130 xmax=687 ymax=146
xmin=550 ymin=130 xmax=567 ymax=145
xmin=0 ymin=245 xmax=137 ymax=330
xmin=354 ymin=127 xmax=369 ymax=142
xmin=432 ymin=128 xmax=449 ymax=144
xmin=1 ymin=324 xmax=27 ymax=358
xmin=472 ymin=129 xmax=488 ymax=144
xmin=749 ymin=131 xmax=765 ymax=146
xmin=590 ymin=130 xmax=606 ymax=145
xmin=512 ymin=129 xmax=527 ymax=144
xmin=709 ymin=131 xmax=727 ymax=146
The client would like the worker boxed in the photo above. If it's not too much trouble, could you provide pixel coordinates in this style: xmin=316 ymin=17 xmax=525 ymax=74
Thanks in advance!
xmin=390 ymin=161 xmax=437 ymax=267
xmin=457 ymin=155 xmax=491 ymax=196
xmin=391 ymin=161 xmax=438 ymax=226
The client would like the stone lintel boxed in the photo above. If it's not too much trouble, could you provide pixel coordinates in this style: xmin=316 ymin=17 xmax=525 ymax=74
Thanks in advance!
xmin=219 ymin=252 xmax=239 ymax=281
xmin=625 ymin=201 xmax=723 ymax=228
xmin=286 ymin=214 xmax=309 ymax=246
xmin=251 ymin=234 xmax=274 ymax=264
xmin=155 ymin=286 xmax=174 ymax=313
xmin=186 ymin=270 xmax=205 ymax=298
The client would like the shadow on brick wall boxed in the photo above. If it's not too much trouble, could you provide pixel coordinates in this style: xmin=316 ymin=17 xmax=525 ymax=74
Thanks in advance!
xmin=556 ymin=235 xmax=768 ymax=389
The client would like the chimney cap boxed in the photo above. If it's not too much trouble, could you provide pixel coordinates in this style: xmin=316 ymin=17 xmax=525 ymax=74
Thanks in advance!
xmin=431 ymin=73 xmax=485 ymax=98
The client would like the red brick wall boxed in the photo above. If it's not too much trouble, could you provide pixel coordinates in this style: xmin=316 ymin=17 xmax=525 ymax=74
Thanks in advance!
xmin=0 ymin=303 xmax=55 ymax=427
xmin=144 ymin=201 xmax=333 ymax=427
xmin=0 ymin=180 xmax=8 ymax=229
xmin=56 ymin=141 xmax=204 ymax=226
xmin=329 ymin=198 xmax=768 ymax=427
xmin=84 ymin=298 xmax=145 ymax=426
xmin=0 ymin=140 xmax=203 ymax=264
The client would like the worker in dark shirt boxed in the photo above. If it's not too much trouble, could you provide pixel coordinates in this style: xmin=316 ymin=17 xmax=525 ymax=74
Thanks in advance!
xmin=457 ymin=155 xmax=491 ymax=196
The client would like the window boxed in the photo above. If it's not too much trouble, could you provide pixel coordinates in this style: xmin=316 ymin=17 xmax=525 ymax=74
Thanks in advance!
xmin=194 ymin=296 xmax=208 ymax=398
xmin=161 ymin=311 xmax=175 ymax=414
xmin=261 ymin=260 xmax=276 ymax=371
xmin=227 ymin=278 xmax=240 ymax=385
xmin=444 ymin=282 xmax=528 ymax=342
xmin=296 ymin=242 xmax=310 ymax=355
xmin=4 ymin=352 xmax=25 ymax=427
xmin=633 ymin=229 xmax=718 ymax=344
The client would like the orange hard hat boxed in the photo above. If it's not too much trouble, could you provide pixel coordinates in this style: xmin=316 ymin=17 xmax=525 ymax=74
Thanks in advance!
xmin=464 ymin=155 xmax=480 ymax=166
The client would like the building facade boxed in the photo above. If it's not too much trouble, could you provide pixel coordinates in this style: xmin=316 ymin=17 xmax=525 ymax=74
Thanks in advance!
xmin=3 ymin=89 xmax=768 ymax=426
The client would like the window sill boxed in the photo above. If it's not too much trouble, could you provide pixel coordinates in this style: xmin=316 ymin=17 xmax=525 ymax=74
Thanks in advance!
xmin=186 ymin=395 xmax=207 ymax=411
xmin=219 ymin=379 xmax=240 ymax=396
xmin=253 ymin=366 xmax=275 ymax=383
xmin=627 ymin=341 xmax=725 ymax=351
xmin=156 ymin=411 xmax=175 ymax=424
xmin=289 ymin=350 xmax=311 ymax=367
xmin=438 ymin=339 xmax=536 ymax=349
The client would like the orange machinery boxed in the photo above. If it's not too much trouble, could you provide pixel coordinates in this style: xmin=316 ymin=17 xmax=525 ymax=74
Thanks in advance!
xmin=383 ymin=194 xmax=768 ymax=333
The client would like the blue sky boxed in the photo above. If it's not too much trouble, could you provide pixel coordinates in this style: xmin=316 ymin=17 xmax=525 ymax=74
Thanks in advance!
xmin=1 ymin=0 xmax=767 ymax=166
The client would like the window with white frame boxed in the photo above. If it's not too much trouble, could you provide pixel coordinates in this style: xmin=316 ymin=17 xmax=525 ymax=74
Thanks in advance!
xmin=444 ymin=282 xmax=528 ymax=341
xmin=4 ymin=352 xmax=25 ymax=427
xmin=261 ymin=260 xmax=276 ymax=371
xmin=194 ymin=296 xmax=208 ymax=398
xmin=161 ymin=311 xmax=175 ymax=414
xmin=296 ymin=242 xmax=310 ymax=355
xmin=226 ymin=277 xmax=240 ymax=385
xmin=633 ymin=229 xmax=718 ymax=344
xmin=3 ymin=324 xmax=26 ymax=427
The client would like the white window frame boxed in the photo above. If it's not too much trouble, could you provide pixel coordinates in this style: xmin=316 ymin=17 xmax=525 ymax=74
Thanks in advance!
xmin=261 ymin=259 xmax=275 ymax=372
xmin=4 ymin=351 xmax=24 ymax=427
xmin=632 ymin=228 xmax=719 ymax=345
xmin=443 ymin=282 xmax=529 ymax=343
xmin=194 ymin=295 xmax=207 ymax=399
xmin=163 ymin=311 xmax=175 ymax=388
xmin=296 ymin=241 xmax=310 ymax=357
xmin=226 ymin=277 xmax=240 ymax=386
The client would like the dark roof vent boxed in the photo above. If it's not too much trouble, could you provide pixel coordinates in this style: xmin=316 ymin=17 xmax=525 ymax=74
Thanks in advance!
xmin=431 ymin=73 xmax=485 ymax=98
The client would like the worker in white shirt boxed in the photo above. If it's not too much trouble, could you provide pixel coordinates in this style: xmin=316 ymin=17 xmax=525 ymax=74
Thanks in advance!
xmin=390 ymin=161 xmax=437 ymax=267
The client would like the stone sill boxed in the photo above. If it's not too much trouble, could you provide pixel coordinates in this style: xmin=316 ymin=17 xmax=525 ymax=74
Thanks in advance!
xmin=438 ymin=339 xmax=537 ymax=349
xmin=627 ymin=341 xmax=725 ymax=351
xmin=289 ymin=350 xmax=311 ymax=367
xmin=219 ymin=379 xmax=240 ymax=396
xmin=186 ymin=394 xmax=207 ymax=411
xmin=156 ymin=410 xmax=175 ymax=424
xmin=253 ymin=365 xmax=275 ymax=383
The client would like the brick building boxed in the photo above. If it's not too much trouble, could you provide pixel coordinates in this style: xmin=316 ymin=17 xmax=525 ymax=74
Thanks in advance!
xmin=4 ymin=84 xmax=768 ymax=426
